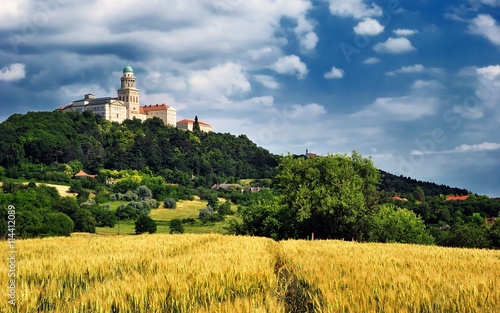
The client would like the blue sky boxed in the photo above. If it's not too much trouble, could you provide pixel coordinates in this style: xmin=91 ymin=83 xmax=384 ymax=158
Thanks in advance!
xmin=0 ymin=0 xmax=499 ymax=196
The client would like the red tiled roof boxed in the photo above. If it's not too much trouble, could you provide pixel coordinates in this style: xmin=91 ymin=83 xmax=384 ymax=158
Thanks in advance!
xmin=141 ymin=104 xmax=170 ymax=113
xmin=392 ymin=196 xmax=408 ymax=201
xmin=446 ymin=195 xmax=469 ymax=201
xmin=74 ymin=170 xmax=95 ymax=178
xmin=56 ymin=104 xmax=72 ymax=111
xmin=177 ymin=119 xmax=211 ymax=126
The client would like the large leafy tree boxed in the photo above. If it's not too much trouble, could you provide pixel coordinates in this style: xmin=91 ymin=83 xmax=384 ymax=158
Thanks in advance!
xmin=274 ymin=152 xmax=380 ymax=240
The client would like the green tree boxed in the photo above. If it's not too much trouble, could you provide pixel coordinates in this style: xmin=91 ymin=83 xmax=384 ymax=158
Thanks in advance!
xmin=367 ymin=204 xmax=434 ymax=245
xmin=229 ymin=195 xmax=295 ymax=240
xmin=169 ymin=219 xmax=184 ymax=234
xmin=274 ymin=153 xmax=379 ymax=240
xmin=489 ymin=218 xmax=500 ymax=249
xmin=443 ymin=223 xmax=490 ymax=249
xmin=414 ymin=186 xmax=426 ymax=202
xmin=217 ymin=201 xmax=233 ymax=215
xmin=135 ymin=215 xmax=157 ymax=234
xmin=193 ymin=115 xmax=201 ymax=133
xmin=72 ymin=208 xmax=97 ymax=233
xmin=43 ymin=212 xmax=74 ymax=236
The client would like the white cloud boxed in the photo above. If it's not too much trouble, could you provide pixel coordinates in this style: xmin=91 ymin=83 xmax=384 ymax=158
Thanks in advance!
xmin=457 ymin=142 xmax=500 ymax=152
xmin=479 ymin=0 xmax=500 ymax=6
xmin=468 ymin=14 xmax=500 ymax=45
xmin=254 ymin=75 xmax=279 ymax=89
xmin=353 ymin=18 xmax=384 ymax=36
xmin=324 ymin=66 xmax=344 ymax=79
xmin=373 ymin=37 xmax=416 ymax=53
xmin=476 ymin=65 xmax=500 ymax=79
xmin=363 ymin=57 xmax=380 ymax=64
xmin=0 ymin=63 xmax=26 ymax=81
xmin=285 ymin=103 xmax=327 ymax=119
xmin=386 ymin=64 xmax=425 ymax=76
xmin=294 ymin=17 xmax=318 ymax=51
xmin=273 ymin=55 xmax=308 ymax=79
xmin=188 ymin=62 xmax=250 ymax=97
xmin=327 ymin=0 xmax=382 ymax=19
xmin=411 ymin=142 xmax=500 ymax=155
xmin=453 ymin=104 xmax=484 ymax=119
xmin=393 ymin=29 xmax=418 ymax=36
xmin=411 ymin=80 xmax=444 ymax=90
xmin=352 ymin=96 xmax=437 ymax=121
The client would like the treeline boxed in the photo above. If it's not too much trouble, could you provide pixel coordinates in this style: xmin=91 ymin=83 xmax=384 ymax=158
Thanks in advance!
xmin=380 ymin=170 xmax=469 ymax=197
xmin=0 ymin=111 xmax=277 ymax=186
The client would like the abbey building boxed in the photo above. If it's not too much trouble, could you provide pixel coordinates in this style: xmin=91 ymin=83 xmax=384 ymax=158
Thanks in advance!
xmin=57 ymin=65 xmax=211 ymax=131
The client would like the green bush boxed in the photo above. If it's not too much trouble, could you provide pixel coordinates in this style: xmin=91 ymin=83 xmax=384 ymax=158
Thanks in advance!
xmin=135 ymin=185 xmax=153 ymax=201
xmin=163 ymin=198 xmax=177 ymax=209
xmin=135 ymin=216 xmax=157 ymax=234
xmin=217 ymin=201 xmax=233 ymax=215
xmin=169 ymin=219 xmax=184 ymax=234
xmin=367 ymin=204 xmax=435 ymax=245
xmin=198 ymin=206 xmax=214 ymax=219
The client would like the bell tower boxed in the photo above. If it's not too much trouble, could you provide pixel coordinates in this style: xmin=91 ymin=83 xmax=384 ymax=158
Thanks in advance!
xmin=117 ymin=64 xmax=140 ymax=119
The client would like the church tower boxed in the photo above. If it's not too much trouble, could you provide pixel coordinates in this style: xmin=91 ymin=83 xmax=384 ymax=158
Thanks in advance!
xmin=117 ymin=65 xmax=141 ymax=119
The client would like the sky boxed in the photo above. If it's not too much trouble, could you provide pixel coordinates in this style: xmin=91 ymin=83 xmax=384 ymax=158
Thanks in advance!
xmin=0 ymin=0 xmax=499 ymax=197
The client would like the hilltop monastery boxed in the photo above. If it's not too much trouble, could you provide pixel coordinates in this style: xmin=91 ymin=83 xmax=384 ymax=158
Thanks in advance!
xmin=57 ymin=65 xmax=212 ymax=132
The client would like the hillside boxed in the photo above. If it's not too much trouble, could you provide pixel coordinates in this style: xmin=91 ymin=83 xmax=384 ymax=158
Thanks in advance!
xmin=0 ymin=111 xmax=278 ymax=186
xmin=0 ymin=111 xmax=473 ymax=197
xmin=2 ymin=234 xmax=498 ymax=312
xmin=380 ymin=170 xmax=470 ymax=197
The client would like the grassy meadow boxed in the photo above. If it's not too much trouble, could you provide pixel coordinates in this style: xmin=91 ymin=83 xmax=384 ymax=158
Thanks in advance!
xmin=97 ymin=198 xmax=238 ymax=235
xmin=1 ymin=234 xmax=499 ymax=312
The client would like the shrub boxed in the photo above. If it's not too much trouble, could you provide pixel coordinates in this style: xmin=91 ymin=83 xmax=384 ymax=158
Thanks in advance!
xmin=198 ymin=206 xmax=214 ymax=219
xmin=72 ymin=208 xmax=97 ymax=233
xmin=89 ymin=205 xmax=116 ymax=227
xmin=80 ymin=199 xmax=96 ymax=206
xmin=202 ymin=213 xmax=225 ymax=223
xmin=135 ymin=185 xmax=153 ymax=201
xmin=123 ymin=190 xmax=138 ymax=201
xmin=169 ymin=219 xmax=184 ymax=234
xmin=164 ymin=198 xmax=177 ymax=209
xmin=218 ymin=201 xmax=233 ymax=215
xmin=135 ymin=216 xmax=157 ymax=234
xmin=116 ymin=204 xmax=136 ymax=220
xmin=181 ymin=218 xmax=196 ymax=224
xmin=94 ymin=190 xmax=110 ymax=204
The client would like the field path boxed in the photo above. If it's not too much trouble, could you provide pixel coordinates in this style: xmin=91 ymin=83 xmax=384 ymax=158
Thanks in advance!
xmin=0 ymin=181 xmax=77 ymax=197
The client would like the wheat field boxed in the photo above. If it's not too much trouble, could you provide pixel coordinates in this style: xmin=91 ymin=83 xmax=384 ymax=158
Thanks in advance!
xmin=1 ymin=234 xmax=499 ymax=312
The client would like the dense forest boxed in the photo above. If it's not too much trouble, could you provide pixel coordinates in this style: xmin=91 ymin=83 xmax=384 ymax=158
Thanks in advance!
xmin=0 ymin=111 xmax=277 ymax=186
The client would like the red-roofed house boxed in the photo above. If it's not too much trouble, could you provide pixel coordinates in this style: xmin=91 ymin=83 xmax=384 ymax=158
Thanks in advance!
xmin=445 ymin=195 xmax=470 ymax=201
xmin=392 ymin=195 xmax=409 ymax=201
xmin=140 ymin=103 xmax=176 ymax=126
xmin=176 ymin=119 xmax=212 ymax=132
xmin=74 ymin=170 xmax=96 ymax=179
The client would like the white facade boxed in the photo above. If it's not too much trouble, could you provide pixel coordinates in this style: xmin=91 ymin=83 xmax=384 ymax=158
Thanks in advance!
xmin=176 ymin=119 xmax=212 ymax=132
xmin=141 ymin=104 xmax=177 ymax=127
xmin=59 ymin=94 xmax=127 ymax=123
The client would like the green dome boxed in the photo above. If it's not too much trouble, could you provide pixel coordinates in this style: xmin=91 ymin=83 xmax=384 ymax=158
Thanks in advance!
xmin=123 ymin=65 xmax=133 ymax=73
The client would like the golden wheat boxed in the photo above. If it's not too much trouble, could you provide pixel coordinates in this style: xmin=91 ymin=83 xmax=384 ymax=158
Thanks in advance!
xmin=280 ymin=240 xmax=500 ymax=313
xmin=0 ymin=234 xmax=498 ymax=312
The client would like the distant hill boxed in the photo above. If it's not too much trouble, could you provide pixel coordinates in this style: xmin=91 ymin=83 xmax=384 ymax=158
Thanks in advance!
xmin=379 ymin=170 xmax=470 ymax=197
